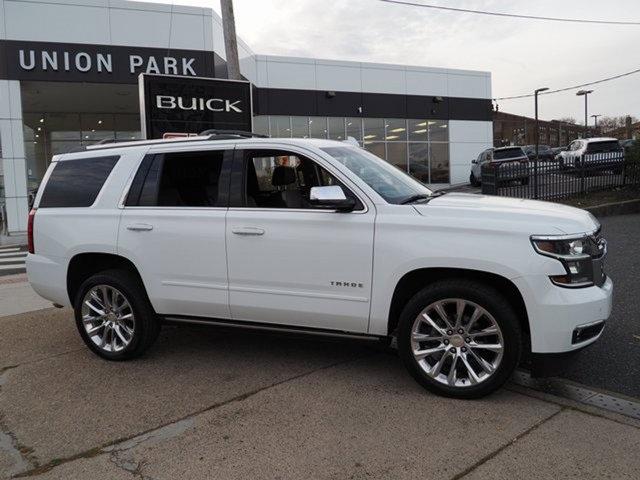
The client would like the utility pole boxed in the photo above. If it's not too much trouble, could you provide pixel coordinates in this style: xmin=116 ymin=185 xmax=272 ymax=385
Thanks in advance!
xmin=220 ymin=0 xmax=241 ymax=80
xmin=534 ymin=87 xmax=549 ymax=199
xmin=576 ymin=90 xmax=593 ymax=138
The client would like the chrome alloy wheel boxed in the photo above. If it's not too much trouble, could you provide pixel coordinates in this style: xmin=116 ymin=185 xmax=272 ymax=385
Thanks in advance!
xmin=410 ymin=298 xmax=504 ymax=388
xmin=81 ymin=285 xmax=136 ymax=353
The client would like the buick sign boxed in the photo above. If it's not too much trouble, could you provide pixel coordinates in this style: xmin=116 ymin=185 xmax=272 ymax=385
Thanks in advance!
xmin=139 ymin=74 xmax=252 ymax=139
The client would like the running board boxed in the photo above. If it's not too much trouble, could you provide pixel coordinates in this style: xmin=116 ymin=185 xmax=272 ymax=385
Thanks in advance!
xmin=161 ymin=315 xmax=383 ymax=342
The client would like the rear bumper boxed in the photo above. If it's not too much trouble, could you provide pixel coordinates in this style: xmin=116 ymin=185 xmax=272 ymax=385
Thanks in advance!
xmin=513 ymin=274 xmax=613 ymax=354
xmin=25 ymin=253 xmax=70 ymax=307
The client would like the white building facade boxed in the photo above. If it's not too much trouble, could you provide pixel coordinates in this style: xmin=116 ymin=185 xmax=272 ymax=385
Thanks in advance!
xmin=0 ymin=0 xmax=493 ymax=238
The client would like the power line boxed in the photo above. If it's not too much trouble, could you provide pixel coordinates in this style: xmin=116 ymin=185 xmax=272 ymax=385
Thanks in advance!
xmin=378 ymin=0 xmax=640 ymax=26
xmin=493 ymin=68 xmax=640 ymax=101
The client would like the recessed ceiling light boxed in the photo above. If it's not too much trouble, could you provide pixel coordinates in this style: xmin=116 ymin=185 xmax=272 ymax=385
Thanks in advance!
xmin=98 ymin=120 xmax=102 ymax=124
xmin=37 ymin=127 xmax=41 ymax=131
xmin=363 ymin=134 xmax=377 ymax=139
xmin=415 ymin=122 xmax=427 ymax=127
xmin=35 ymin=134 xmax=39 ymax=138
xmin=39 ymin=118 xmax=44 ymax=123
xmin=413 ymin=129 xmax=427 ymax=133
xmin=386 ymin=135 xmax=399 ymax=140
xmin=389 ymin=128 xmax=406 ymax=133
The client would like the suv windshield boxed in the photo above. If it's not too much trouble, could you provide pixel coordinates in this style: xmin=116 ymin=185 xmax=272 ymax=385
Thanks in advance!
xmin=493 ymin=148 xmax=525 ymax=160
xmin=321 ymin=146 xmax=432 ymax=204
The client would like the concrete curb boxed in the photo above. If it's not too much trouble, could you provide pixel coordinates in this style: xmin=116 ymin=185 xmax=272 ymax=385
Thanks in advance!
xmin=585 ymin=198 xmax=640 ymax=217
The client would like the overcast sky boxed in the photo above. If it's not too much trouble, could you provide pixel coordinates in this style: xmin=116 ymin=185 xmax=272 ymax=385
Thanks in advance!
xmin=141 ymin=0 xmax=640 ymax=123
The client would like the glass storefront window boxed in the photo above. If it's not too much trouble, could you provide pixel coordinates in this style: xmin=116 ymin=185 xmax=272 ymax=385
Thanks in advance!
xmin=291 ymin=116 xmax=309 ymax=138
xmin=345 ymin=118 xmax=362 ymax=142
xmin=430 ymin=143 xmax=450 ymax=183
xmin=408 ymin=143 xmax=429 ymax=183
xmin=363 ymin=118 xmax=385 ymax=142
xmin=386 ymin=142 xmax=407 ymax=172
xmin=428 ymin=120 xmax=448 ymax=143
xmin=385 ymin=119 xmax=407 ymax=142
xmin=253 ymin=116 xmax=269 ymax=136
xmin=364 ymin=141 xmax=385 ymax=160
xmin=327 ymin=117 xmax=345 ymax=141
xmin=408 ymin=119 xmax=428 ymax=142
xmin=81 ymin=114 xmax=115 ymax=142
xmin=270 ymin=116 xmax=291 ymax=138
xmin=309 ymin=117 xmax=327 ymax=139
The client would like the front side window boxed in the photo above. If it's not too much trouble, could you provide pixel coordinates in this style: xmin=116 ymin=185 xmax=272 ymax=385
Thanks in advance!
xmin=244 ymin=150 xmax=361 ymax=210
xmin=322 ymin=146 xmax=431 ymax=204
xmin=128 ymin=150 xmax=228 ymax=207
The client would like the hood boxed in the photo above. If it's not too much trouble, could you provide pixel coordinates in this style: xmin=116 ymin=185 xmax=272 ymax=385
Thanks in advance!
xmin=413 ymin=193 xmax=599 ymax=236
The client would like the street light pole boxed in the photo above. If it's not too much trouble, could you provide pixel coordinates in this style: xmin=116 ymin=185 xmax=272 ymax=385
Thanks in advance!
xmin=534 ymin=87 xmax=549 ymax=199
xmin=576 ymin=90 xmax=594 ymax=138
xmin=591 ymin=114 xmax=601 ymax=135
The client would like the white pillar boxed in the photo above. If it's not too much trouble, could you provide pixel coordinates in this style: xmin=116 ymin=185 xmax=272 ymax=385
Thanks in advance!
xmin=0 ymin=80 xmax=28 ymax=236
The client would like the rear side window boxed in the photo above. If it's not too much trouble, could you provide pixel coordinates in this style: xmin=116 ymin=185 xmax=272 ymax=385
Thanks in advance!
xmin=586 ymin=141 xmax=621 ymax=154
xmin=39 ymin=156 xmax=119 ymax=208
xmin=126 ymin=150 xmax=229 ymax=207
xmin=493 ymin=148 xmax=524 ymax=160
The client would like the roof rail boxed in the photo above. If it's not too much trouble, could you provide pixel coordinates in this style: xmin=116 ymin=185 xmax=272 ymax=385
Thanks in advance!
xmin=85 ymin=130 xmax=269 ymax=151
xmin=199 ymin=129 xmax=268 ymax=138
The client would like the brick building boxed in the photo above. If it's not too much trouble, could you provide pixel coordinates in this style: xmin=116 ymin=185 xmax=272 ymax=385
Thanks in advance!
xmin=493 ymin=111 xmax=590 ymax=148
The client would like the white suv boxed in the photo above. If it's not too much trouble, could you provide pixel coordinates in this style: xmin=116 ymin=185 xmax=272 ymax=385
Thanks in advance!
xmin=26 ymin=133 xmax=613 ymax=399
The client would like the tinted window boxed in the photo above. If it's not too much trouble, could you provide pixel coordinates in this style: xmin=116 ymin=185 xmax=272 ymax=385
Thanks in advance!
xmin=493 ymin=148 xmax=525 ymax=160
xmin=244 ymin=150 xmax=362 ymax=210
xmin=39 ymin=155 xmax=119 ymax=208
xmin=156 ymin=150 xmax=227 ymax=207
xmin=586 ymin=141 xmax=621 ymax=154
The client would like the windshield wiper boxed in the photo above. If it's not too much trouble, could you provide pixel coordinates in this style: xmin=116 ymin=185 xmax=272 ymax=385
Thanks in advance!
xmin=399 ymin=194 xmax=431 ymax=204
xmin=400 ymin=191 xmax=448 ymax=205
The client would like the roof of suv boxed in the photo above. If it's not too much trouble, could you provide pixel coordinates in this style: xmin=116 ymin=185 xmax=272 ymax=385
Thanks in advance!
xmin=580 ymin=137 xmax=618 ymax=144
xmin=54 ymin=136 xmax=353 ymax=162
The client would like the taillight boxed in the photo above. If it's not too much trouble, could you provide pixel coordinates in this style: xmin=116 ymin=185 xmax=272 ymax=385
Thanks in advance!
xmin=27 ymin=208 xmax=36 ymax=254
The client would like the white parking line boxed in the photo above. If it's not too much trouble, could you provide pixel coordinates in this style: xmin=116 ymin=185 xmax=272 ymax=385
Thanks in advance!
xmin=0 ymin=247 xmax=20 ymax=253
xmin=0 ymin=264 xmax=26 ymax=271
xmin=0 ymin=258 xmax=26 ymax=264
xmin=0 ymin=252 xmax=26 ymax=258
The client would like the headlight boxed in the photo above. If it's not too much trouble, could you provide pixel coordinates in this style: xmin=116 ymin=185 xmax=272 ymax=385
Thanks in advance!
xmin=531 ymin=235 xmax=595 ymax=287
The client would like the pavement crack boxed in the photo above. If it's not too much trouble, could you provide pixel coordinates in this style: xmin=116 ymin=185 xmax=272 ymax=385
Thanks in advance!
xmin=108 ymin=451 xmax=156 ymax=480
xmin=0 ymin=415 xmax=39 ymax=477
xmin=449 ymin=407 xmax=565 ymax=480
xmin=12 ymin=353 xmax=374 ymax=478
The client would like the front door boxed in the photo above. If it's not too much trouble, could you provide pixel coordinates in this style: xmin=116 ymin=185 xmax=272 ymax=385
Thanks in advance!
xmin=118 ymin=146 xmax=233 ymax=319
xmin=225 ymin=147 xmax=375 ymax=333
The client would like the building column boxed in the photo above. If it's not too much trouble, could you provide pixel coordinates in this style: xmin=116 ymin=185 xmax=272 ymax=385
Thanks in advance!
xmin=0 ymin=80 xmax=28 ymax=237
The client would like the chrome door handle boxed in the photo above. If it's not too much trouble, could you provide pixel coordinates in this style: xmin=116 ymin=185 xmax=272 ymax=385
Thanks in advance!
xmin=126 ymin=223 xmax=153 ymax=231
xmin=232 ymin=227 xmax=265 ymax=236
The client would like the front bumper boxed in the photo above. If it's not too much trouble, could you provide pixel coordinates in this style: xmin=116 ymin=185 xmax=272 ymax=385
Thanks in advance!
xmin=512 ymin=274 xmax=613 ymax=354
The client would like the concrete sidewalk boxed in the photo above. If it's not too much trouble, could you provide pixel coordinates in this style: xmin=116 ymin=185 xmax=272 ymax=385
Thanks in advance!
xmin=1 ymin=305 xmax=639 ymax=479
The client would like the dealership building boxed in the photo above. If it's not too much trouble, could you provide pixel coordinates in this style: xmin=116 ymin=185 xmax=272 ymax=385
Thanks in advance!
xmin=0 ymin=0 xmax=493 ymax=238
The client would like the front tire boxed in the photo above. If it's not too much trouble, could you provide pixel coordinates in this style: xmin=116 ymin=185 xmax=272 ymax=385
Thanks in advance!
xmin=397 ymin=280 xmax=522 ymax=399
xmin=469 ymin=172 xmax=480 ymax=187
xmin=74 ymin=269 xmax=160 ymax=360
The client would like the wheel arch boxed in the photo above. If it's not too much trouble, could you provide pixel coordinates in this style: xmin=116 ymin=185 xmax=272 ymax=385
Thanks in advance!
xmin=67 ymin=253 xmax=147 ymax=306
xmin=386 ymin=268 xmax=530 ymax=351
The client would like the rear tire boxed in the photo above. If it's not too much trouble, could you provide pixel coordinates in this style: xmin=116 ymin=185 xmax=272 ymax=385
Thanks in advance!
xmin=397 ymin=280 xmax=522 ymax=399
xmin=74 ymin=269 xmax=160 ymax=360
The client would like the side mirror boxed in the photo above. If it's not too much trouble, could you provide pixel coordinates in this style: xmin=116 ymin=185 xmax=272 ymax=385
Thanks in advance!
xmin=472 ymin=159 xmax=478 ymax=164
xmin=309 ymin=186 xmax=356 ymax=212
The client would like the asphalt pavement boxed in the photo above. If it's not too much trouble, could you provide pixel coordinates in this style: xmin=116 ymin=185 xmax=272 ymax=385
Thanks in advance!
xmin=556 ymin=213 xmax=640 ymax=398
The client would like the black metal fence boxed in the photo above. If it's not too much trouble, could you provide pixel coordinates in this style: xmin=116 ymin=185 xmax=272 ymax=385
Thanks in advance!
xmin=481 ymin=153 xmax=640 ymax=200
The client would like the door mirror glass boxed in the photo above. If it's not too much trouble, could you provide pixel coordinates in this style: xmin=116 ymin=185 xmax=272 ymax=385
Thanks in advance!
xmin=309 ymin=186 xmax=355 ymax=211
xmin=472 ymin=159 xmax=478 ymax=164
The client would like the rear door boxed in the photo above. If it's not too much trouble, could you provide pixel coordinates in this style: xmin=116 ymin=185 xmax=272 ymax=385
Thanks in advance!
xmin=118 ymin=145 xmax=233 ymax=318
xmin=225 ymin=145 xmax=376 ymax=333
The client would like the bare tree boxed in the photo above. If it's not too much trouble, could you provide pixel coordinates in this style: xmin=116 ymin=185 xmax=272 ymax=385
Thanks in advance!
xmin=598 ymin=115 xmax=639 ymax=133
